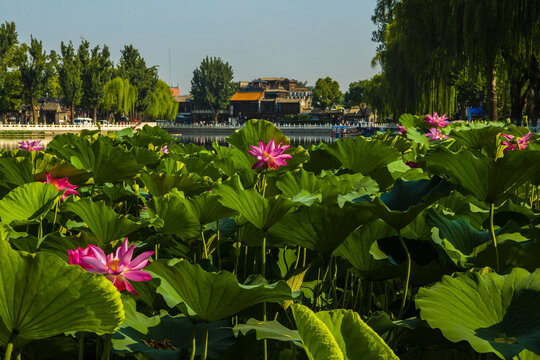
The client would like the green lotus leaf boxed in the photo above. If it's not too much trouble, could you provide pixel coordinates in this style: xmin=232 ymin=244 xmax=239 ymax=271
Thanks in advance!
xmin=426 ymin=148 xmax=540 ymax=205
xmin=449 ymin=124 xmax=504 ymax=150
xmin=0 ymin=156 xmax=34 ymax=191
xmin=227 ymin=119 xmax=289 ymax=153
xmin=333 ymin=220 xmax=399 ymax=280
xmin=233 ymin=318 xmax=301 ymax=346
xmin=187 ymin=191 xmax=238 ymax=226
xmin=128 ymin=124 xmax=173 ymax=147
xmin=147 ymin=260 xmax=297 ymax=322
xmin=291 ymin=304 xmax=399 ymax=360
xmin=416 ymin=268 xmax=540 ymax=359
xmin=0 ymin=182 xmax=61 ymax=226
xmin=173 ymin=142 xmax=207 ymax=155
xmin=140 ymin=172 xmax=208 ymax=197
xmin=303 ymin=145 xmax=341 ymax=174
xmin=64 ymin=198 xmax=143 ymax=243
xmin=113 ymin=297 xmax=234 ymax=359
xmin=269 ymin=203 xmax=373 ymax=253
xmin=275 ymin=169 xmax=323 ymax=205
xmin=145 ymin=189 xmax=201 ymax=239
xmin=214 ymin=176 xmax=295 ymax=232
xmin=213 ymin=145 xmax=256 ymax=176
xmin=398 ymin=113 xmax=432 ymax=145
xmin=323 ymin=137 xmax=401 ymax=175
xmin=47 ymin=134 xmax=142 ymax=183
xmin=131 ymin=147 xmax=161 ymax=166
xmin=351 ymin=176 xmax=450 ymax=230
xmin=0 ymin=233 xmax=124 ymax=344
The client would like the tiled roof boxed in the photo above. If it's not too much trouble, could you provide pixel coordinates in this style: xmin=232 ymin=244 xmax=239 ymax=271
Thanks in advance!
xmin=230 ymin=92 xmax=265 ymax=101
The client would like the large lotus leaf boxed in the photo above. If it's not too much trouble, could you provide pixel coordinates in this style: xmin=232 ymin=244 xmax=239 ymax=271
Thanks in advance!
xmin=323 ymin=137 xmax=401 ymax=175
xmin=398 ymin=113 xmax=432 ymax=145
xmin=212 ymin=145 xmax=256 ymax=176
xmin=416 ymin=268 xmax=540 ymax=359
xmin=64 ymin=199 xmax=143 ymax=243
xmin=0 ymin=156 xmax=34 ymax=190
xmin=174 ymin=153 xmax=222 ymax=180
xmin=303 ymin=146 xmax=341 ymax=174
xmin=0 ymin=182 xmax=61 ymax=226
xmin=351 ymin=176 xmax=450 ymax=230
xmin=113 ymin=297 xmax=234 ymax=359
xmin=187 ymin=191 xmax=237 ymax=225
xmin=227 ymin=119 xmax=289 ymax=153
xmin=131 ymin=147 xmax=161 ymax=166
xmin=48 ymin=134 xmax=142 ymax=183
xmin=0 ymin=234 xmax=124 ymax=344
xmin=333 ymin=220 xmax=399 ymax=280
xmin=233 ymin=318 xmax=301 ymax=346
xmin=140 ymin=172 xmax=209 ymax=197
xmin=146 ymin=189 xmax=201 ymax=239
xmin=147 ymin=260 xmax=296 ymax=322
xmin=276 ymin=169 xmax=323 ymax=205
xmin=32 ymin=152 xmax=89 ymax=181
xmin=128 ymin=125 xmax=173 ymax=147
xmin=449 ymin=124 xmax=504 ymax=150
xmin=214 ymin=177 xmax=295 ymax=232
xmin=426 ymin=148 xmax=540 ymax=205
xmin=291 ymin=304 xmax=399 ymax=360
xmin=269 ymin=203 xmax=373 ymax=253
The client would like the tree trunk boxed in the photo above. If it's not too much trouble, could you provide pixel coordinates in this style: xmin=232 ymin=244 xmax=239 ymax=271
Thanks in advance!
xmin=489 ymin=64 xmax=498 ymax=122
xmin=213 ymin=110 xmax=218 ymax=125
xmin=30 ymin=86 xmax=36 ymax=124
xmin=71 ymin=102 xmax=74 ymax=125
xmin=93 ymin=105 xmax=98 ymax=123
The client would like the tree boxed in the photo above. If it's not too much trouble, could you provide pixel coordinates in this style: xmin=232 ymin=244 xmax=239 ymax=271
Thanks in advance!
xmin=117 ymin=45 xmax=158 ymax=118
xmin=79 ymin=40 xmax=112 ymax=122
xmin=144 ymin=80 xmax=178 ymax=121
xmin=190 ymin=56 xmax=236 ymax=124
xmin=100 ymin=76 xmax=137 ymax=120
xmin=0 ymin=21 xmax=21 ymax=122
xmin=17 ymin=36 xmax=51 ymax=124
xmin=344 ymin=80 xmax=369 ymax=108
xmin=312 ymin=77 xmax=342 ymax=110
xmin=57 ymin=41 xmax=82 ymax=123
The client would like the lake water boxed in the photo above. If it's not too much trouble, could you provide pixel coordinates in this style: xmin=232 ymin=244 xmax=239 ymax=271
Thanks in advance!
xmin=0 ymin=134 xmax=334 ymax=150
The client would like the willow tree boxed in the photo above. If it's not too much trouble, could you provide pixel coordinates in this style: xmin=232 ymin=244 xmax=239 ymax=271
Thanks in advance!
xmin=0 ymin=21 xmax=21 ymax=123
xmin=144 ymin=79 xmax=178 ymax=121
xmin=100 ymin=77 xmax=137 ymax=121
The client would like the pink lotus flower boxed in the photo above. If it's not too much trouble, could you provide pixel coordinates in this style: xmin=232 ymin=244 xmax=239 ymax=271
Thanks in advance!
xmin=398 ymin=125 xmax=407 ymax=134
xmin=248 ymin=139 xmax=292 ymax=170
xmin=424 ymin=113 xmax=450 ymax=127
xmin=425 ymin=128 xmax=450 ymax=142
xmin=18 ymin=139 xmax=44 ymax=151
xmin=160 ymin=145 xmax=169 ymax=154
xmin=405 ymin=161 xmax=419 ymax=168
xmin=72 ymin=237 xmax=154 ymax=295
xmin=500 ymin=133 xmax=532 ymax=152
xmin=41 ymin=173 xmax=79 ymax=201
xmin=68 ymin=247 xmax=94 ymax=270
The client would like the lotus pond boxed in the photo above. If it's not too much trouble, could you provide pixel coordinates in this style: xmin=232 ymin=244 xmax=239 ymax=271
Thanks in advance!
xmin=0 ymin=116 xmax=539 ymax=360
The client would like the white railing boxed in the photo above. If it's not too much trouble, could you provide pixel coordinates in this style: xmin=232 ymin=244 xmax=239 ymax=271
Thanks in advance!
xmin=0 ymin=123 xmax=153 ymax=131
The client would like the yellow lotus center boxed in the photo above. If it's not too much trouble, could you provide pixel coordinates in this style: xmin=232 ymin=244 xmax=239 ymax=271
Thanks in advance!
xmin=264 ymin=151 xmax=271 ymax=158
xmin=109 ymin=259 xmax=120 ymax=271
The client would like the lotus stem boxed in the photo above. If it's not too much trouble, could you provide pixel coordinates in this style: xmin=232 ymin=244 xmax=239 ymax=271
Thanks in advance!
xmin=3 ymin=339 xmax=14 ymax=360
xmin=489 ymin=203 xmax=500 ymax=272
xmin=397 ymin=230 xmax=411 ymax=320
xmin=330 ymin=257 xmax=339 ymax=308
xmin=201 ymin=322 xmax=209 ymax=360
xmin=217 ymin=219 xmax=221 ymax=270
xmin=101 ymin=334 xmax=111 ymax=360
xmin=189 ymin=324 xmax=196 ymax=360
xmin=262 ymin=232 xmax=268 ymax=360
xmin=78 ymin=333 xmax=85 ymax=360
xmin=201 ymin=228 xmax=208 ymax=259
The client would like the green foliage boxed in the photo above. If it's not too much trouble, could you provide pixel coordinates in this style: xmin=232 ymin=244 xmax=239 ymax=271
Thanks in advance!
xmin=190 ymin=56 xmax=236 ymax=123
xmin=143 ymin=80 xmax=178 ymax=121
xmin=100 ymin=76 xmax=138 ymax=116
xmin=312 ymin=77 xmax=342 ymax=110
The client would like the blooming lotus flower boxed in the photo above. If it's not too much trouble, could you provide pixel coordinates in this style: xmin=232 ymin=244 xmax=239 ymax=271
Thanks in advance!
xmin=405 ymin=161 xmax=419 ymax=168
xmin=41 ymin=173 xmax=79 ymax=200
xmin=74 ymin=238 xmax=154 ymax=295
xmin=424 ymin=113 xmax=450 ymax=127
xmin=398 ymin=125 xmax=407 ymax=134
xmin=18 ymin=139 xmax=44 ymax=151
xmin=248 ymin=139 xmax=292 ymax=170
xmin=425 ymin=128 xmax=450 ymax=142
xmin=500 ymin=133 xmax=532 ymax=152
xmin=68 ymin=247 xmax=94 ymax=270
xmin=160 ymin=145 xmax=169 ymax=154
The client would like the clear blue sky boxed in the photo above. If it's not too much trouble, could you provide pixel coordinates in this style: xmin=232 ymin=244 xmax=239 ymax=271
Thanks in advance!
xmin=1 ymin=0 xmax=380 ymax=93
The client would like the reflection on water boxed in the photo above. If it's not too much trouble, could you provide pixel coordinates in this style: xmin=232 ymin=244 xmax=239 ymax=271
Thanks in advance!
xmin=173 ymin=135 xmax=333 ymax=148
xmin=0 ymin=137 xmax=52 ymax=151
xmin=0 ymin=134 xmax=334 ymax=151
